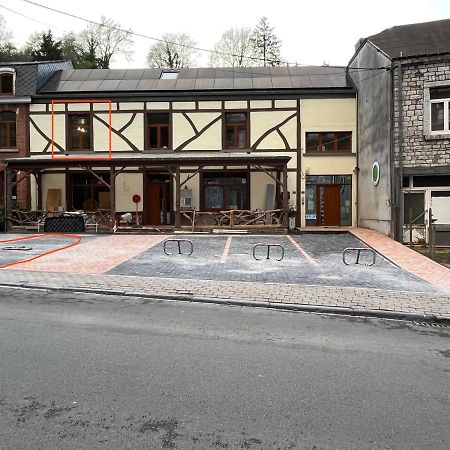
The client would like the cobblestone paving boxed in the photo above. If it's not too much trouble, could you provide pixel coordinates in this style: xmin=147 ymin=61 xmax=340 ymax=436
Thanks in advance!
xmin=0 ymin=270 xmax=449 ymax=319
xmin=108 ymin=234 xmax=438 ymax=293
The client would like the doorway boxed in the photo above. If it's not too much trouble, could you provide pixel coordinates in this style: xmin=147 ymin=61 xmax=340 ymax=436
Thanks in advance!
xmin=317 ymin=184 xmax=340 ymax=226
xmin=146 ymin=173 xmax=171 ymax=225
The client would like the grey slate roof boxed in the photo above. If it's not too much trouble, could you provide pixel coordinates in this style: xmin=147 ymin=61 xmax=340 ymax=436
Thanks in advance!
xmin=39 ymin=66 xmax=351 ymax=94
xmin=368 ymin=19 xmax=450 ymax=59
xmin=0 ymin=60 xmax=73 ymax=96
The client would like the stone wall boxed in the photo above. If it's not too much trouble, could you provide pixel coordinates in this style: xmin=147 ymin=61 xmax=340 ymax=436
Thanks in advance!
xmin=393 ymin=55 xmax=450 ymax=172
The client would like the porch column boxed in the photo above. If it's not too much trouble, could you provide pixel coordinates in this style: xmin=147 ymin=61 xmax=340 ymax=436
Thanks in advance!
xmin=175 ymin=165 xmax=181 ymax=228
xmin=282 ymin=163 xmax=288 ymax=227
xmin=110 ymin=166 xmax=116 ymax=232
xmin=35 ymin=171 xmax=42 ymax=211
xmin=5 ymin=166 xmax=13 ymax=231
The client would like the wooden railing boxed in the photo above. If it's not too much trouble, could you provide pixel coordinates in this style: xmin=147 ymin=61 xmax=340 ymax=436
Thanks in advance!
xmin=181 ymin=209 xmax=287 ymax=231
xmin=7 ymin=209 xmax=111 ymax=232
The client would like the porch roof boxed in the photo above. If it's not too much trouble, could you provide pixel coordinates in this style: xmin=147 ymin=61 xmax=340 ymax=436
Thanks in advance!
xmin=4 ymin=151 xmax=291 ymax=170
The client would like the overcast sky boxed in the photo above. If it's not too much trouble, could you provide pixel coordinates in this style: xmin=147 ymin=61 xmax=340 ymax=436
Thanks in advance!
xmin=1 ymin=0 xmax=449 ymax=68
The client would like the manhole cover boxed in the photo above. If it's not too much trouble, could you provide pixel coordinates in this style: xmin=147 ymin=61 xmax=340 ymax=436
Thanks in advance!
xmin=2 ymin=246 xmax=32 ymax=251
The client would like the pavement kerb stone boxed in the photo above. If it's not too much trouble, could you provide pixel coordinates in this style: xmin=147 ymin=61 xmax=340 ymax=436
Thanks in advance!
xmin=1 ymin=282 xmax=449 ymax=324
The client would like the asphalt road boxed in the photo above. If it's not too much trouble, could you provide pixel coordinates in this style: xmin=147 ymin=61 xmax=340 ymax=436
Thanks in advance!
xmin=0 ymin=288 xmax=449 ymax=449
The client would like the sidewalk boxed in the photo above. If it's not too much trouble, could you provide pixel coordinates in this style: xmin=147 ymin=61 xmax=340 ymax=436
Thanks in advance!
xmin=0 ymin=269 xmax=449 ymax=322
xmin=350 ymin=228 xmax=450 ymax=293
xmin=0 ymin=228 xmax=449 ymax=322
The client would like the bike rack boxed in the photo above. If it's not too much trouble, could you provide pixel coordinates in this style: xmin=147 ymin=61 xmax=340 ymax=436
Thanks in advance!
xmin=342 ymin=247 xmax=376 ymax=266
xmin=163 ymin=239 xmax=193 ymax=256
xmin=252 ymin=243 xmax=285 ymax=261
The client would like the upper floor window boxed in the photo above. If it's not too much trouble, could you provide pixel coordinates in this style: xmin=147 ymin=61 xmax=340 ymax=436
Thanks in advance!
xmin=0 ymin=111 xmax=16 ymax=148
xmin=430 ymin=88 xmax=450 ymax=132
xmin=0 ymin=73 xmax=14 ymax=95
xmin=224 ymin=112 xmax=248 ymax=149
xmin=68 ymin=114 xmax=92 ymax=151
xmin=305 ymin=132 xmax=352 ymax=153
xmin=147 ymin=113 xmax=170 ymax=149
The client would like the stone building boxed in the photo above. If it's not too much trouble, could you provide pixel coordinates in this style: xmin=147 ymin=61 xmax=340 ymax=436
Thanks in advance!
xmin=348 ymin=19 xmax=450 ymax=243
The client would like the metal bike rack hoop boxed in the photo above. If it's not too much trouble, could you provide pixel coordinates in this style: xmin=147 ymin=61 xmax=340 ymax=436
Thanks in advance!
xmin=163 ymin=239 xmax=194 ymax=256
xmin=342 ymin=247 xmax=376 ymax=266
xmin=252 ymin=243 xmax=285 ymax=261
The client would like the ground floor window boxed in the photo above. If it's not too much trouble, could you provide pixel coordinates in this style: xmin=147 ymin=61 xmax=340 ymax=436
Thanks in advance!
xmin=305 ymin=175 xmax=352 ymax=226
xmin=70 ymin=173 xmax=110 ymax=211
xmin=202 ymin=172 xmax=248 ymax=210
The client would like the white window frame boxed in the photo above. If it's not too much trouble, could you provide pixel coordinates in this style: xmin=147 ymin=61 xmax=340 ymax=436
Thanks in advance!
xmin=0 ymin=68 xmax=16 ymax=96
xmin=429 ymin=98 xmax=450 ymax=133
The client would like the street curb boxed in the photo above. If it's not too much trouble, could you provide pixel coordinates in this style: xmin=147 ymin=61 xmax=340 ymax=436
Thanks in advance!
xmin=1 ymin=282 xmax=449 ymax=324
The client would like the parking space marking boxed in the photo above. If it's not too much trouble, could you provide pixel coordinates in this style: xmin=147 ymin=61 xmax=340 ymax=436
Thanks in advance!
xmin=286 ymin=235 xmax=319 ymax=266
xmin=220 ymin=236 xmax=232 ymax=264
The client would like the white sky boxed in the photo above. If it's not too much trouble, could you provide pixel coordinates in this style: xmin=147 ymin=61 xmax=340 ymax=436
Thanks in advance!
xmin=1 ymin=0 xmax=449 ymax=68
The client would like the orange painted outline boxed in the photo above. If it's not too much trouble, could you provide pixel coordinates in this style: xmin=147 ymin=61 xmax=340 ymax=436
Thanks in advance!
xmin=0 ymin=233 xmax=81 ymax=269
xmin=51 ymin=99 xmax=112 ymax=161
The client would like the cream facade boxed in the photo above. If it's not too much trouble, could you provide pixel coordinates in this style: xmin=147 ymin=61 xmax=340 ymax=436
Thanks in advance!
xmin=0 ymin=66 xmax=356 ymax=231
xmin=26 ymin=95 xmax=357 ymax=228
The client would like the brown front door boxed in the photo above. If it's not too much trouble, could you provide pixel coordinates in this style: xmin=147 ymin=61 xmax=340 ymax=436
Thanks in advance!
xmin=317 ymin=184 xmax=340 ymax=226
xmin=146 ymin=182 xmax=170 ymax=225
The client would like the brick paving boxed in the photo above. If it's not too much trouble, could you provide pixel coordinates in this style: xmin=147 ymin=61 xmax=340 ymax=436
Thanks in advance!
xmin=7 ymin=235 xmax=165 ymax=274
xmin=0 ymin=270 xmax=448 ymax=319
xmin=0 ymin=229 xmax=449 ymax=320
xmin=351 ymin=228 xmax=450 ymax=294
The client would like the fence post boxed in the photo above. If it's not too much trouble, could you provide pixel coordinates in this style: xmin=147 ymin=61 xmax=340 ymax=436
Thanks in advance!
xmin=409 ymin=206 xmax=413 ymax=248
xmin=428 ymin=208 xmax=434 ymax=258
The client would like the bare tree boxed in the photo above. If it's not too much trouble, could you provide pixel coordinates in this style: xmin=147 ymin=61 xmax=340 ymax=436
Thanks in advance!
xmin=79 ymin=16 xmax=133 ymax=69
xmin=250 ymin=17 xmax=282 ymax=66
xmin=209 ymin=27 xmax=256 ymax=67
xmin=0 ymin=15 xmax=24 ymax=62
xmin=147 ymin=33 xmax=198 ymax=69
xmin=0 ymin=14 xmax=12 ymax=45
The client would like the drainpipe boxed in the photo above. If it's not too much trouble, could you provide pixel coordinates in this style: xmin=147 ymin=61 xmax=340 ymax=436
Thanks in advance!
xmin=389 ymin=61 xmax=396 ymax=239
xmin=396 ymin=60 xmax=405 ymax=242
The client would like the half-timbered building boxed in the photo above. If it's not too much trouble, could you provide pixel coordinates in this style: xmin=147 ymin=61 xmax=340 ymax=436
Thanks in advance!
xmin=4 ymin=66 xmax=357 ymax=232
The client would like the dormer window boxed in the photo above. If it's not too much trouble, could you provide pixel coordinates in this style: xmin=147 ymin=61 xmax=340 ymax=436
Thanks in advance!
xmin=0 ymin=71 xmax=14 ymax=95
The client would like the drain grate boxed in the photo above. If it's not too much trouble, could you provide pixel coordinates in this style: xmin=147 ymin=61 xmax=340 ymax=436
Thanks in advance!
xmin=2 ymin=246 xmax=32 ymax=251
xmin=411 ymin=321 xmax=450 ymax=329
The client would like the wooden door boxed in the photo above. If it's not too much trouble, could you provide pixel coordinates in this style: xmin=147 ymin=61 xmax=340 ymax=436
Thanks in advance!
xmin=317 ymin=185 xmax=340 ymax=226
xmin=146 ymin=182 xmax=169 ymax=225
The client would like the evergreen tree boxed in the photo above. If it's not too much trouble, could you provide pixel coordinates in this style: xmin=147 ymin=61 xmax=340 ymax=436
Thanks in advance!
xmin=31 ymin=30 xmax=63 ymax=61
xmin=250 ymin=17 xmax=282 ymax=66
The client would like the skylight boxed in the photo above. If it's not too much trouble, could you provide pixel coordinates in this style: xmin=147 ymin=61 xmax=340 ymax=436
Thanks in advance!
xmin=160 ymin=71 xmax=179 ymax=80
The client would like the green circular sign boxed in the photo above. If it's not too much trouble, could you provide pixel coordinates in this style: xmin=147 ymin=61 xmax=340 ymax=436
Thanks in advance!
xmin=372 ymin=162 xmax=380 ymax=186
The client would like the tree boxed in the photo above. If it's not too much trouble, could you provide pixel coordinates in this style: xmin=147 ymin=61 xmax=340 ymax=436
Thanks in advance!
xmin=79 ymin=17 xmax=133 ymax=69
xmin=250 ymin=17 xmax=282 ymax=66
xmin=0 ymin=15 xmax=27 ymax=62
xmin=147 ymin=33 xmax=198 ymax=69
xmin=29 ymin=30 xmax=63 ymax=61
xmin=209 ymin=27 xmax=256 ymax=67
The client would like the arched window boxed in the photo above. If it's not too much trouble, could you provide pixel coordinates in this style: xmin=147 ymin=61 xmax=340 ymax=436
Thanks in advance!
xmin=0 ymin=111 xmax=16 ymax=148
xmin=0 ymin=73 xmax=14 ymax=95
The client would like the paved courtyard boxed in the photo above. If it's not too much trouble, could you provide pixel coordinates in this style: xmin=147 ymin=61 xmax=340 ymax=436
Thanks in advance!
xmin=109 ymin=234 xmax=436 ymax=292
xmin=0 ymin=230 xmax=449 ymax=320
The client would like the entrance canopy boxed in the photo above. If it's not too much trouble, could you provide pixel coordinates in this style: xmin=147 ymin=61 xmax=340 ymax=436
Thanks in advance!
xmin=4 ymin=152 xmax=291 ymax=231
xmin=4 ymin=152 xmax=290 ymax=170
